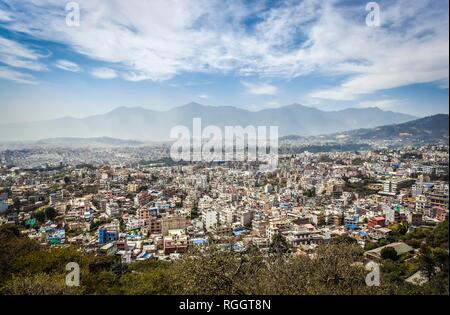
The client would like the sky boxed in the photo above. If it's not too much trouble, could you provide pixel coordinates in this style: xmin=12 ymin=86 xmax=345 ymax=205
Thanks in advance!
xmin=0 ymin=0 xmax=448 ymax=123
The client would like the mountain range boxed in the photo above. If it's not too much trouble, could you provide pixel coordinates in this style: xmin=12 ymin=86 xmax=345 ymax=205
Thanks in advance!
xmin=0 ymin=103 xmax=418 ymax=142
xmin=334 ymin=114 xmax=449 ymax=143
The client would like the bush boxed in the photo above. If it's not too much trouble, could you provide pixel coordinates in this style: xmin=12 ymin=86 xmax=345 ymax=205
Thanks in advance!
xmin=381 ymin=247 xmax=398 ymax=261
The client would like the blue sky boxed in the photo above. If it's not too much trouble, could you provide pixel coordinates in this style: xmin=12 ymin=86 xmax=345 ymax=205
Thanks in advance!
xmin=0 ymin=0 xmax=448 ymax=123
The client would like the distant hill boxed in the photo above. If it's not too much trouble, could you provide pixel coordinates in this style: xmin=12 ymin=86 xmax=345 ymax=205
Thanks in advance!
xmin=335 ymin=114 xmax=449 ymax=143
xmin=0 ymin=103 xmax=417 ymax=142
xmin=0 ymin=137 xmax=145 ymax=149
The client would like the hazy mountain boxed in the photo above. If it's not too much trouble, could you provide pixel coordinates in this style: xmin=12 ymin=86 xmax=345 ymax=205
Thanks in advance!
xmin=334 ymin=114 xmax=449 ymax=143
xmin=0 ymin=137 xmax=145 ymax=149
xmin=0 ymin=103 xmax=417 ymax=142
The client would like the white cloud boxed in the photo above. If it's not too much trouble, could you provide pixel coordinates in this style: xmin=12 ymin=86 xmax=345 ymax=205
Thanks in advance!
xmin=0 ymin=9 xmax=13 ymax=22
xmin=91 ymin=67 xmax=118 ymax=79
xmin=242 ymin=81 xmax=278 ymax=95
xmin=0 ymin=66 xmax=36 ymax=84
xmin=0 ymin=0 xmax=447 ymax=99
xmin=55 ymin=59 xmax=81 ymax=72
xmin=0 ymin=36 xmax=48 ymax=71
xmin=306 ymin=0 xmax=449 ymax=100
xmin=197 ymin=93 xmax=209 ymax=99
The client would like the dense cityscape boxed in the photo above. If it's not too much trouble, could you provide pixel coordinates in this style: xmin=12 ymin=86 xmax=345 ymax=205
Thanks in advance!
xmin=0 ymin=141 xmax=448 ymax=294
xmin=0 ymin=0 xmax=448 ymax=302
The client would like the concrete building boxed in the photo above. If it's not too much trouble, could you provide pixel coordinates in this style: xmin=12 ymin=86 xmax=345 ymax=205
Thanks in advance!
xmin=202 ymin=209 xmax=218 ymax=232
xmin=383 ymin=179 xmax=414 ymax=195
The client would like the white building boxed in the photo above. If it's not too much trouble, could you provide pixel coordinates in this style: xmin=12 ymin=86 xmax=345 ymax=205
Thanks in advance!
xmin=106 ymin=201 xmax=120 ymax=218
xmin=202 ymin=209 xmax=218 ymax=232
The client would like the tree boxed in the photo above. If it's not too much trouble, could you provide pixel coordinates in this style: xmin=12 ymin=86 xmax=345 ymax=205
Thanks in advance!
xmin=34 ymin=211 xmax=46 ymax=224
xmin=303 ymin=188 xmax=316 ymax=198
xmin=331 ymin=235 xmax=358 ymax=245
xmin=426 ymin=219 xmax=448 ymax=248
xmin=0 ymin=225 xmax=40 ymax=285
xmin=45 ymin=207 xmax=58 ymax=221
xmin=317 ymin=213 xmax=326 ymax=226
xmin=391 ymin=222 xmax=408 ymax=235
xmin=381 ymin=247 xmax=398 ymax=261
xmin=0 ymin=224 xmax=20 ymax=238
xmin=269 ymin=233 xmax=292 ymax=257
xmin=63 ymin=176 xmax=71 ymax=185
xmin=171 ymin=245 xmax=266 ymax=295
xmin=190 ymin=206 xmax=199 ymax=219
xmin=1 ymin=273 xmax=79 ymax=295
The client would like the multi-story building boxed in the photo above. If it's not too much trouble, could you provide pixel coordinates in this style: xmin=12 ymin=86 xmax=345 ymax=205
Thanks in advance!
xmin=407 ymin=212 xmax=423 ymax=226
xmin=98 ymin=228 xmax=119 ymax=244
xmin=286 ymin=225 xmax=324 ymax=246
xmin=383 ymin=179 xmax=414 ymax=195
xmin=385 ymin=205 xmax=401 ymax=225
xmin=106 ymin=201 xmax=120 ymax=218
xmin=368 ymin=216 xmax=385 ymax=229
xmin=202 ymin=209 xmax=218 ymax=232
xmin=161 ymin=215 xmax=190 ymax=236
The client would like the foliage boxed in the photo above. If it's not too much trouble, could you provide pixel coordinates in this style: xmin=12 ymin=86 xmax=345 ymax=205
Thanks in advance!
xmin=0 ymin=220 xmax=448 ymax=295
xmin=381 ymin=247 xmax=399 ymax=261
xmin=44 ymin=207 xmax=58 ymax=221
xmin=331 ymin=235 xmax=358 ymax=245
xmin=1 ymin=273 xmax=79 ymax=295
xmin=269 ymin=234 xmax=292 ymax=257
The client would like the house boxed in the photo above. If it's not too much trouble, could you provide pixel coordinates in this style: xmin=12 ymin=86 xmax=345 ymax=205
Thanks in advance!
xmin=99 ymin=242 xmax=118 ymax=256
xmin=368 ymin=216 xmax=385 ymax=229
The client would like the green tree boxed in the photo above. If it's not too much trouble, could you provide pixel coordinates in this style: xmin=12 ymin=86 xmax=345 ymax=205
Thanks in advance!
xmin=381 ymin=247 xmax=398 ymax=261
xmin=331 ymin=235 xmax=358 ymax=245
xmin=45 ymin=207 xmax=57 ymax=221
xmin=34 ymin=210 xmax=46 ymax=224
xmin=1 ymin=273 xmax=79 ymax=295
xmin=269 ymin=233 xmax=292 ymax=257
xmin=0 ymin=225 xmax=40 ymax=285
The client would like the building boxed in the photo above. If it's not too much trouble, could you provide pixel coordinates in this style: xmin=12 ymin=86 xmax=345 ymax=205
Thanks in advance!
xmin=252 ymin=219 xmax=269 ymax=237
xmin=415 ymin=195 xmax=430 ymax=214
xmin=368 ymin=216 xmax=385 ymax=229
xmin=426 ymin=184 xmax=449 ymax=208
xmin=326 ymin=180 xmax=344 ymax=198
xmin=407 ymin=212 xmax=423 ymax=226
xmin=240 ymin=211 xmax=253 ymax=227
xmin=99 ymin=242 xmax=117 ymax=256
xmin=286 ymin=224 xmax=324 ymax=246
xmin=202 ymin=209 xmax=218 ymax=232
xmin=106 ymin=201 xmax=120 ymax=218
xmin=328 ymin=214 xmax=343 ymax=226
xmin=98 ymin=228 xmax=119 ymax=244
xmin=344 ymin=214 xmax=359 ymax=226
xmin=383 ymin=179 xmax=414 ymax=195
xmin=385 ymin=205 xmax=401 ymax=225
xmin=161 ymin=215 xmax=190 ymax=236
xmin=148 ymin=217 xmax=162 ymax=235
xmin=127 ymin=183 xmax=138 ymax=193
